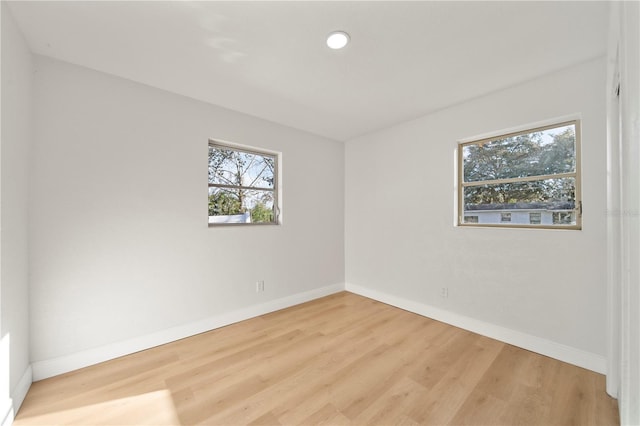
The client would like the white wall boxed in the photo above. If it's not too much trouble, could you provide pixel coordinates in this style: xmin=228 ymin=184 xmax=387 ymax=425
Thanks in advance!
xmin=346 ymin=58 xmax=608 ymax=369
xmin=29 ymin=56 xmax=344 ymax=375
xmin=1 ymin=2 xmax=33 ymax=423
xmin=607 ymin=1 xmax=640 ymax=423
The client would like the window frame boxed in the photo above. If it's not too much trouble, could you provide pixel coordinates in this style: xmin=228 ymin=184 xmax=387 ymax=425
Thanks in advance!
xmin=457 ymin=120 xmax=582 ymax=230
xmin=529 ymin=212 xmax=542 ymax=225
xmin=208 ymin=140 xmax=280 ymax=227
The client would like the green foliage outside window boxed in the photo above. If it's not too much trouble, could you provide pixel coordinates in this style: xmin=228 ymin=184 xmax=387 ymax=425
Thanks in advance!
xmin=463 ymin=125 xmax=576 ymax=206
xmin=208 ymin=142 xmax=277 ymax=224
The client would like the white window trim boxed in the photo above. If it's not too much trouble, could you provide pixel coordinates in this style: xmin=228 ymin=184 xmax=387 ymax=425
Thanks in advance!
xmin=457 ymin=120 xmax=582 ymax=230
xmin=208 ymin=139 xmax=281 ymax=226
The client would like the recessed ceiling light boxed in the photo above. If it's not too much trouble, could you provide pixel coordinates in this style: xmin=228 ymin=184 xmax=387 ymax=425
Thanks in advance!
xmin=326 ymin=31 xmax=350 ymax=49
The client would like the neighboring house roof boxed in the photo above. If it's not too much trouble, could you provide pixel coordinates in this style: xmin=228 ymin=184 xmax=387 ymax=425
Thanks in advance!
xmin=465 ymin=201 xmax=575 ymax=211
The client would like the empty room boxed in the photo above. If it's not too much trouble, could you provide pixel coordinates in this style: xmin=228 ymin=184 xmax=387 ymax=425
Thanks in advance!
xmin=1 ymin=1 xmax=639 ymax=425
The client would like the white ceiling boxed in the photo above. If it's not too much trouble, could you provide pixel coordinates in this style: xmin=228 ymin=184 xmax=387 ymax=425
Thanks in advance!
xmin=7 ymin=1 xmax=609 ymax=142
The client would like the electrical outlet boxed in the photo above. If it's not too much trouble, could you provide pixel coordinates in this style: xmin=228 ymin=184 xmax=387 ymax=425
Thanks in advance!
xmin=256 ymin=280 xmax=265 ymax=292
xmin=440 ymin=287 xmax=449 ymax=298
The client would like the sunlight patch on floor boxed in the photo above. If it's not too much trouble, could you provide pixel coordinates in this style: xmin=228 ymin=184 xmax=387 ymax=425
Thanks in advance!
xmin=14 ymin=389 xmax=180 ymax=425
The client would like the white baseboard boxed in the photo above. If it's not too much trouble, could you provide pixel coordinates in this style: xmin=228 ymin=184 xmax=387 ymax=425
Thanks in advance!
xmin=1 ymin=366 xmax=32 ymax=426
xmin=12 ymin=366 xmax=32 ymax=414
xmin=345 ymin=283 xmax=606 ymax=374
xmin=31 ymin=282 xmax=605 ymax=382
xmin=1 ymin=399 xmax=13 ymax=426
xmin=32 ymin=283 xmax=345 ymax=381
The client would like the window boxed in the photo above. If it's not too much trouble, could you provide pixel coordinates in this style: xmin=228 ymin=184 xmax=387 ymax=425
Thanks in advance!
xmin=208 ymin=141 xmax=279 ymax=225
xmin=552 ymin=211 xmax=573 ymax=225
xmin=529 ymin=212 xmax=541 ymax=225
xmin=464 ymin=215 xmax=479 ymax=223
xmin=458 ymin=120 xmax=581 ymax=229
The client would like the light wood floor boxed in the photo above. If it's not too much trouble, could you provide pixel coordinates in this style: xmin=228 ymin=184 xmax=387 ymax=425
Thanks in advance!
xmin=15 ymin=292 xmax=619 ymax=425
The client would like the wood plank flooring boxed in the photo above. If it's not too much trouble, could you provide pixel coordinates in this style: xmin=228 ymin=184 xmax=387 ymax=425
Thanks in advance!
xmin=15 ymin=292 xmax=619 ymax=425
